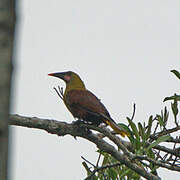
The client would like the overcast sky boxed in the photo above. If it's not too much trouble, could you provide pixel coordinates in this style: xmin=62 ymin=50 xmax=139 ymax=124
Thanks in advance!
xmin=11 ymin=1 xmax=180 ymax=179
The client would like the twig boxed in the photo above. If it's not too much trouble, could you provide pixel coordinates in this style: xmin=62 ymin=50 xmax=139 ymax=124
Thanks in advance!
xmin=133 ymin=155 xmax=180 ymax=172
xmin=153 ymin=122 xmax=159 ymax=135
xmin=84 ymin=163 xmax=122 ymax=180
xmin=150 ymin=126 xmax=180 ymax=143
xmin=128 ymin=103 xmax=136 ymax=128
xmin=158 ymin=126 xmax=180 ymax=136
xmin=96 ymin=151 xmax=102 ymax=167
xmin=131 ymin=103 xmax=136 ymax=121
xmin=79 ymin=124 xmax=131 ymax=156
xmin=172 ymin=143 xmax=178 ymax=166
xmin=81 ymin=156 xmax=96 ymax=168
xmin=153 ymin=144 xmax=180 ymax=158
xmin=58 ymin=86 xmax=64 ymax=97
xmin=53 ymin=86 xmax=64 ymax=100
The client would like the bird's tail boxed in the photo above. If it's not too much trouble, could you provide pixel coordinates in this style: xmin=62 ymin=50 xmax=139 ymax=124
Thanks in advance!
xmin=100 ymin=113 xmax=129 ymax=137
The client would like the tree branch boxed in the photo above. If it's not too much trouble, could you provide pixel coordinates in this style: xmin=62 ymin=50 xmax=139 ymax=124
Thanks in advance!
xmin=133 ymin=155 xmax=180 ymax=172
xmin=9 ymin=114 xmax=161 ymax=180
xmin=150 ymin=126 xmax=180 ymax=143
xmin=84 ymin=162 xmax=122 ymax=180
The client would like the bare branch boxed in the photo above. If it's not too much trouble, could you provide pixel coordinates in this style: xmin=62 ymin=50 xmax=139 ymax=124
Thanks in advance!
xmin=155 ymin=126 xmax=180 ymax=136
xmin=133 ymin=155 xmax=180 ymax=172
xmin=53 ymin=86 xmax=64 ymax=100
xmin=84 ymin=163 xmax=122 ymax=180
xmin=96 ymin=151 xmax=102 ymax=167
xmin=131 ymin=103 xmax=136 ymax=121
xmin=150 ymin=126 xmax=180 ymax=143
xmin=153 ymin=144 xmax=180 ymax=158
xmin=9 ymin=114 xmax=161 ymax=180
xmin=81 ymin=156 xmax=96 ymax=168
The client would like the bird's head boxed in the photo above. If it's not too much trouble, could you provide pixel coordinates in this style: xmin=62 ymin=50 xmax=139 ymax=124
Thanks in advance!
xmin=48 ymin=71 xmax=86 ymax=90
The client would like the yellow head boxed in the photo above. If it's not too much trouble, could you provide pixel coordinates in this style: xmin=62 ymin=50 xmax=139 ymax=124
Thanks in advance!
xmin=48 ymin=71 xmax=86 ymax=95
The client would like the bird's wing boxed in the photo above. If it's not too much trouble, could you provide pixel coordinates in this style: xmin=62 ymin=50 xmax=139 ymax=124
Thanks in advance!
xmin=66 ymin=89 xmax=129 ymax=137
xmin=65 ymin=89 xmax=110 ymax=117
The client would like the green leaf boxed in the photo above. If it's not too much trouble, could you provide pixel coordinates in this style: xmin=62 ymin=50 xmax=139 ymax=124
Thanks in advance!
xmin=127 ymin=169 xmax=141 ymax=180
xmin=163 ymin=94 xmax=180 ymax=102
xmin=145 ymin=116 xmax=153 ymax=140
xmin=151 ymin=165 xmax=159 ymax=175
xmin=127 ymin=117 xmax=141 ymax=151
xmin=102 ymin=153 xmax=110 ymax=165
xmin=118 ymin=123 xmax=132 ymax=137
xmin=127 ymin=118 xmax=141 ymax=152
xmin=146 ymin=135 xmax=171 ymax=151
xmin=125 ymin=119 xmax=135 ymax=143
xmin=171 ymin=97 xmax=179 ymax=125
xmin=162 ymin=106 xmax=169 ymax=126
xmin=138 ymin=122 xmax=146 ymax=149
xmin=171 ymin=70 xmax=180 ymax=80
xmin=82 ymin=161 xmax=92 ymax=175
xmin=157 ymin=115 xmax=164 ymax=128
xmin=127 ymin=118 xmax=139 ymax=139
xmin=147 ymin=149 xmax=155 ymax=159
xmin=171 ymin=100 xmax=178 ymax=117
xmin=108 ymin=168 xmax=117 ymax=179
xmin=138 ymin=122 xmax=145 ymax=139
xmin=119 ymin=168 xmax=131 ymax=178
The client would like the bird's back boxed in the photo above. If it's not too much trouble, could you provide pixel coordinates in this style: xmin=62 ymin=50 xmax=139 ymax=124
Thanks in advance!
xmin=64 ymin=89 xmax=111 ymax=125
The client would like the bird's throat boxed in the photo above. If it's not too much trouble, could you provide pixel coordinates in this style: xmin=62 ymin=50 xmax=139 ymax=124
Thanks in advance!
xmin=64 ymin=79 xmax=86 ymax=97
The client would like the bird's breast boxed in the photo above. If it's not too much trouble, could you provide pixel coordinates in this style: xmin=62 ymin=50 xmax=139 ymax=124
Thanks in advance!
xmin=64 ymin=89 xmax=111 ymax=120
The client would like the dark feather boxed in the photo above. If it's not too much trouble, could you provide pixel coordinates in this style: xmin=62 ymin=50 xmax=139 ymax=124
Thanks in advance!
xmin=65 ymin=89 xmax=111 ymax=125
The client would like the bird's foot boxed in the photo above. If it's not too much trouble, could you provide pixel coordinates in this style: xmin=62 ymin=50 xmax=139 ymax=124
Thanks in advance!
xmin=72 ymin=120 xmax=92 ymax=135
xmin=72 ymin=119 xmax=84 ymax=125
xmin=83 ymin=127 xmax=92 ymax=135
xmin=98 ymin=123 xmax=107 ymax=128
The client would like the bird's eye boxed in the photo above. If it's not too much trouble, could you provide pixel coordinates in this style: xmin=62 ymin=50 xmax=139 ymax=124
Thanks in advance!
xmin=64 ymin=75 xmax=71 ymax=82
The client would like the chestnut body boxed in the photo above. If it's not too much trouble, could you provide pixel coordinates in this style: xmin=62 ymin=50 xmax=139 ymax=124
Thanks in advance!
xmin=65 ymin=89 xmax=111 ymax=125
xmin=49 ymin=71 xmax=129 ymax=137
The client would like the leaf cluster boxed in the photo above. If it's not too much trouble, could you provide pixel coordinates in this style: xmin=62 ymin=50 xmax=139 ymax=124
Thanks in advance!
xmin=82 ymin=70 xmax=180 ymax=180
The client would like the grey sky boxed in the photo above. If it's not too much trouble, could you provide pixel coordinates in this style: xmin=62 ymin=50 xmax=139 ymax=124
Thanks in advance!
xmin=11 ymin=1 xmax=180 ymax=179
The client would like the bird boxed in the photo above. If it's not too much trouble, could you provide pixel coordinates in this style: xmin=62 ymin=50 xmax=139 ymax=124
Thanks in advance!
xmin=48 ymin=71 xmax=129 ymax=137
